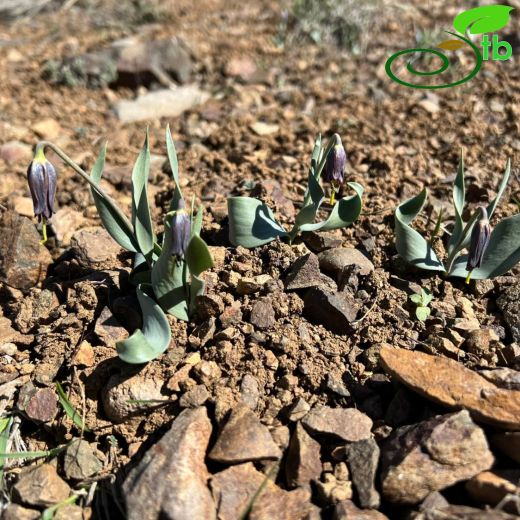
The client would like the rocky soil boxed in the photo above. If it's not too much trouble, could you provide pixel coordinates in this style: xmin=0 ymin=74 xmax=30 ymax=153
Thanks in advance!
xmin=1 ymin=0 xmax=520 ymax=519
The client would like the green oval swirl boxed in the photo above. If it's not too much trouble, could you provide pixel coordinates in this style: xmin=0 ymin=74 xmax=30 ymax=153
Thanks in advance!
xmin=385 ymin=31 xmax=483 ymax=89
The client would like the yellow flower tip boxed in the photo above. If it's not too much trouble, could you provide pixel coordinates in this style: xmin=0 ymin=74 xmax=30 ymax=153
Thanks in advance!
xmin=33 ymin=147 xmax=47 ymax=164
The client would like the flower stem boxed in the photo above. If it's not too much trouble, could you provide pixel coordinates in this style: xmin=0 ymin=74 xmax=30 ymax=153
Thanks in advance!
xmin=35 ymin=141 xmax=133 ymax=234
xmin=40 ymin=218 xmax=48 ymax=245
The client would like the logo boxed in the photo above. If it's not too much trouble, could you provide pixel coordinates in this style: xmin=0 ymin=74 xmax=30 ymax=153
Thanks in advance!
xmin=385 ymin=4 xmax=514 ymax=89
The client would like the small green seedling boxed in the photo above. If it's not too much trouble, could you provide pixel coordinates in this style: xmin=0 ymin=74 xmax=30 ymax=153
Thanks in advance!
xmin=395 ymin=152 xmax=520 ymax=281
xmin=410 ymin=288 xmax=433 ymax=322
xmin=228 ymin=133 xmax=363 ymax=248
xmin=28 ymin=126 xmax=213 ymax=364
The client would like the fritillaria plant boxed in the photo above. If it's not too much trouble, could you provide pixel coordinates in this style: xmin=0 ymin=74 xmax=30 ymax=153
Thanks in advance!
xmin=227 ymin=133 xmax=364 ymax=248
xmin=395 ymin=153 xmax=520 ymax=281
xmin=27 ymin=126 xmax=213 ymax=364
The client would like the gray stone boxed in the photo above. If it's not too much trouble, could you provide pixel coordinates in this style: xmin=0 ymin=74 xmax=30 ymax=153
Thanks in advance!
xmin=345 ymin=438 xmax=380 ymax=509
xmin=13 ymin=464 xmax=70 ymax=507
xmin=285 ymin=253 xmax=336 ymax=291
xmin=250 ymin=299 xmax=276 ymax=330
xmin=318 ymin=248 xmax=374 ymax=276
xmin=179 ymin=384 xmax=209 ymax=408
xmin=0 ymin=211 xmax=52 ymax=290
xmin=102 ymin=372 xmax=164 ymax=423
xmin=304 ymin=287 xmax=361 ymax=334
xmin=333 ymin=500 xmax=389 ymax=520
xmin=210 ymin=463 xmax=313 ymax=520
xmin=1 ymin=504 xmax=40 ymax=520
xmin=209 ymin=404 xmax=281 ymax=463
xmin=115 ymin=86 xmax=210 ymax=123
xmin=240 ymin=374 xmax=260 ymax=410
xmin=71 ymin=226 xmax=121 ymax=269
xmin=286 ymin=422 xmax=322 ymax=488
xmin=380 ymin=410 xmax=494 ymax=504
xmin=497 ymin=282 xmax=520 ymax=343
xmin=123 ymin=407 xmax=216 ymax=520
xmin=17 ymin=383 xmax=57 ymax=423
xmin=302 ymin=405 xmax=373 ymax=442
xmin=63 ymin=439 xmax=103 ymax=480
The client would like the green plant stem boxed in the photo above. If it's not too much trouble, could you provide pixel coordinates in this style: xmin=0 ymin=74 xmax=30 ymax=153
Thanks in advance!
xmin=37 ymin=141 xmax=163 ymax=257
xmin=444 ymin=210 xmax=480 ymax=275
xmin=36 ymin=141 xmax=134 ymax=237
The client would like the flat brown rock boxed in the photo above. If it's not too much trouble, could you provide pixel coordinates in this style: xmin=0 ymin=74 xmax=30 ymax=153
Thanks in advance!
xmin=380 ymin=411 xmax=493 ymax=505
xmin=380 ymin=346 xmax=520 ymax=430
xmin=123 ymin=407 xmax=216 ymax=520
xmin=209 ymin=404 xmax=281 ymax=463
xmin=302 ymin=405 xmax=372 ymax=442
xmin=210 ymin=462 xmax=313 ymax=520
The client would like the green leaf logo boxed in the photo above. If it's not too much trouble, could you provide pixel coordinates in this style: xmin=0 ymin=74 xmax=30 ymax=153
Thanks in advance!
xmin=453 ymin=4 xmax=514 ymax=35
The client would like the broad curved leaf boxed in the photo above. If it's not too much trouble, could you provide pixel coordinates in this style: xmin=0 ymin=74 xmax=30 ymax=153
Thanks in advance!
xmin=132 ymin=132 xmax=154 ymax=258
xmin=299 ymin=182 xmax=363 ymax=232
xmin=228 ymin=197 xmax=288 ymax=248
xmin=116 ymin=286 xmax=172 ymax=364
xmin=449 ymin=213 xmax=520 ymax=279
xmin=453 ymin=5 xmax=514 ymax=35
xmin=186 ymin=234 xmax=213 ymax=277
xmin=448 ymin=151 xmax=466 ymax=254
xmin=151 ymin=217 xmax=189 ymax=321
xmin=90 ymin=144 xmax=138 ymax=252
xmin=189 ymin=275 xmax=205 ymax=316
xmin=394 ymin=188 xmax=444 ymax=271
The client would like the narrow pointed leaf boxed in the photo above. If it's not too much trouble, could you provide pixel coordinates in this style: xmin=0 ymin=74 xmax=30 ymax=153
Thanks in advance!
xmin=132 ymin=133 xmax=154 ymax=257
xmin=228 ymin=197 xmax=288 ymax=248
xmin=90 ymin=144 xmax=138 ymax=252
xmin=394 ymin=188 xmax=444 ymax=271
xmin=166 ymin=125 xmax=183 ymax=211
xmin=459 ymin=159 xmax=511 ymax=250
xmin=449 ymin=213 xmax=520 ymax=279
xmin=151 ymin=218 xmax=189 ymax=320
xmin=56 ymin=382 xmax=89 ymax=432
xmin=191 ymin=205 xmax=204 ymax=236
xmin=448 ymin=151 xmax=465 ymax=253
xmin=0 ymin=417 xmax=12 ymax=488
xmin=116 ymin=286 xmax=172 ymax=364
xmin=299 ymin=182 xmax=363 ymax=232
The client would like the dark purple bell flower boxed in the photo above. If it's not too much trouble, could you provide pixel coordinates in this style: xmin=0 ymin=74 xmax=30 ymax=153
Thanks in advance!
xmin=27 ymin=148 xmax=57 ymax=222
xmin=171 ymin=198 xmax=191 ymax=259
xmin=466 ymin=207 xmax=492 ymax=271
xmin=323 ymin=134 xmax=347 ymax=187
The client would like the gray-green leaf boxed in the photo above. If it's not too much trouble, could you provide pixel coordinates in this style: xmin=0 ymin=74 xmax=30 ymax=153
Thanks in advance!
xmin=394 ymin=188 xmax=444 ymax=272
xmin=116 ymin=286 xmax=172 ymax=364
xmin=299 ymin=182 xmax=363 ymax=232
xmin=228 ymin=197 xmax=288 ymax=248
xmin=151 ymin=218 xmax=189 ymax=321
xmin=166 ymin=124 xmax=183 ymax=211
xmin=186 ymin=234 xmax=213 ymax=277
xmin=90 ymin=143 xmax=138 ymax=252
xmin=131 ymin=132 xmax=154 ymax=258
xmin=449 ymin=212 xmax=520 ymax=279
xmin=448 ymin=151 xmax=465 ymax=254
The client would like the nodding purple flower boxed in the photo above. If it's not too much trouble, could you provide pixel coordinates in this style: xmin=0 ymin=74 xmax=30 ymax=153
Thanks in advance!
xmin=171 ymin=198 xmax=191 ymax=259
xmin=466 ymin=207 xmax=492 ymax=271
xmin=323 ymin=134 xmax=347 ymax=188
xmin=27 ymin=148 xmax=57 ymax=222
